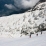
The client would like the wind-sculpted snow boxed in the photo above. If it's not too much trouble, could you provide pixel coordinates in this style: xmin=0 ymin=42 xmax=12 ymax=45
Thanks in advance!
xmin=0 ymin=2 xmax=46 ymax=38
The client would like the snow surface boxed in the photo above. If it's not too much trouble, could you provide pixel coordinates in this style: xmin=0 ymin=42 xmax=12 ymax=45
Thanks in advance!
xmin=0 ymin=31 xmax=46 ymax=46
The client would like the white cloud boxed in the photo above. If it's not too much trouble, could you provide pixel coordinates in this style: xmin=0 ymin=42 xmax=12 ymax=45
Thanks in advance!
xmin=5 ymin=4 xmax=16 ymax=10
xmin=5 ymin=0 xmax=40 ymax=11
xmin=21 ymin=0 xmax=39 ymax=9
xmin=14 ymin=0 xmax=40 ymax=9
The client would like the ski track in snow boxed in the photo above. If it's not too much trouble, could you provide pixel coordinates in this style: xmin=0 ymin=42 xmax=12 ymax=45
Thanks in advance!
xmin=0 ymin=32 xmax=46 ymax=46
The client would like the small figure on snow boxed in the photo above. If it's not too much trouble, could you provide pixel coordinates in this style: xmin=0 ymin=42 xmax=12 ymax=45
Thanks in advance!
xmin=30 ymin=32 xmax=31 ymax=38
xmin=36 ymin=33 xmax=38 ymax=36
xmin=41 ymin=31 xmax=42 ymax=34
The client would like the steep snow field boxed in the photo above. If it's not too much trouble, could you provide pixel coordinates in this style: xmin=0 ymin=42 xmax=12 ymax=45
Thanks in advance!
xmin=0 ymin=31 xmax=46 ymax=46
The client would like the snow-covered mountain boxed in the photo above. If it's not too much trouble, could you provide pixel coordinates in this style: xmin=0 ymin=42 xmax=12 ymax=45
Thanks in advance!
xmin=0 ymin=2 xmax=46 ymax=38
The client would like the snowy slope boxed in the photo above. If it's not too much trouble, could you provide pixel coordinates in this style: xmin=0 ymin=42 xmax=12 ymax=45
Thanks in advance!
xmin=0 ymin=2 xmax=46 ymax=38
xmin=0 ymin=31 xmax=46 ymax=46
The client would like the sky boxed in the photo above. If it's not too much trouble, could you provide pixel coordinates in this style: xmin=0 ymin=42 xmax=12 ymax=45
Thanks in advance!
xmin=5 ymin=0 xmax=39 ymax=10
xmin=0 ymin=0 xmax=45 ymax=16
